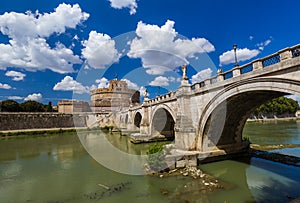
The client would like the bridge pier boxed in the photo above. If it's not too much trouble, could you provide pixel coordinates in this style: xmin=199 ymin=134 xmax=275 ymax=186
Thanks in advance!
xmin=139 ymin=99 xmax=151 ymax=135
xmin=175 ymin=79 xmax=196 ymax=150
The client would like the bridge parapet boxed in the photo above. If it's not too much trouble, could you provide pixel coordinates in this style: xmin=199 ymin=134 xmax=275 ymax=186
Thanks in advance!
xmin=190 ymin=43 xmax=300 ymax=92
xmin=147 ymin=91 xmax=177 ymax=104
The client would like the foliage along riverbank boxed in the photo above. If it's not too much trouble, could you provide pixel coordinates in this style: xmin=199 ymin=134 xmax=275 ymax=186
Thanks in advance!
xmin=252 ymin=96 xmax=299 ymax=119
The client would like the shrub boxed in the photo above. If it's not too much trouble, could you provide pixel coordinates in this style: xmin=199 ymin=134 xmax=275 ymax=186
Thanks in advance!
xmin=147 ymin=143 xmax=167 ymax=172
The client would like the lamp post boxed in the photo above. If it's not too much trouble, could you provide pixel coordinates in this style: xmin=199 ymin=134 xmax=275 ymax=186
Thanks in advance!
xmin=233 ymin=44 xmax=238 ymax=67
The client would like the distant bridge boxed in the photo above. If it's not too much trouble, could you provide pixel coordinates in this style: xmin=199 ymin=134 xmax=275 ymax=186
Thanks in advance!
xmin=106 ymin=44 xmax=300 ymax=158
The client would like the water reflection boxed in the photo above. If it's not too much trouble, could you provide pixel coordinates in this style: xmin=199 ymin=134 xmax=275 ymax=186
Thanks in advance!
xmin=247 ymin=158 xmax=300 ymax=202
xmin=77 ymin=131 xmax=171 ymax=175
xmin=243 ymin=120 xmax=300 ymax=145
xmin=0 ymin=127 xmax=300 ymax=202
xmin=0 ymin=134 xmax=86 ymax=162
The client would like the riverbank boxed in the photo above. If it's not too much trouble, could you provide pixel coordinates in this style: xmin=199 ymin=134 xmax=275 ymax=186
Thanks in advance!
xmin=0 ymin=127 xmax=85 ymax=138
xmin=247 ymin=116 xmax=298 ymax=122
xmin=0 ymin=126 xmax=115 ymax=138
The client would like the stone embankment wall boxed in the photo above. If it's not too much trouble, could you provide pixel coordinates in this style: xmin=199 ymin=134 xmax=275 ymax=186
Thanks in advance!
xmin=0 ymin=113 xmax=87 ymax=131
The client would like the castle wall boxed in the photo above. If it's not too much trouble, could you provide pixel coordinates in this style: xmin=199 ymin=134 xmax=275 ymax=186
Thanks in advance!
xmin=0 ymin=113 xmax=87 ymax=131
xmin=58 ymin=100 xmax=91 ymax=113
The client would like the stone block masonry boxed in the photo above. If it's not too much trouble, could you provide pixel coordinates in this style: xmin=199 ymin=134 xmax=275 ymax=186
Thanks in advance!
xmin=0 ymin=113 xmax=87 ymax=131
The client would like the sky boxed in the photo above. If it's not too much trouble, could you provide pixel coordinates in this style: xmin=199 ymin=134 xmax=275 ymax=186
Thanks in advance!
xmin=0 ymin=0 xmax=299 ymax=104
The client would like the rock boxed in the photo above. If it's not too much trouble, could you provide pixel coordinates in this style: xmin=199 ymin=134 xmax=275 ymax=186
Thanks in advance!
xmin=159 ymin=174 xmax=164 ymax=178
xmin=183 ymin=172 xmax=189 ymax=176
xmin=160 ymin=189 xmax=169 ymax=195
xmin=176 ymin=160 xmax=186 ymax=168
xmin=169 ymin=169 xmax=177 ymax=174
xmin=187 ymin=159 xmax=197 ymax=167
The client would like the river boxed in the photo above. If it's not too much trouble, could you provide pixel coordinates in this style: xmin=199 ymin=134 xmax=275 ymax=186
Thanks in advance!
xmin=0 ymin=120 xmax=299 ymax=203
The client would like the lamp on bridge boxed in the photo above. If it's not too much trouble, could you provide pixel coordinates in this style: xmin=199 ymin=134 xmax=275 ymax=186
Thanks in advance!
xmin=233 ymin=44 xmax=239 ymax=67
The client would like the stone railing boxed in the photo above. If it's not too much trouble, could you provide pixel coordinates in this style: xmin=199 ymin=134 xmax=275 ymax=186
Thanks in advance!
xmin=191 ymin=43 xmax=300 ymax=91
xmin=147 ymin=91 xmax=176 ymax=104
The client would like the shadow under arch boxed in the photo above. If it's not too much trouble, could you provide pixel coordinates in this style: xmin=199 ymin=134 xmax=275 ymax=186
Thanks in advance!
xmin=150 ymin=104 xmax=176 ymax=141
xmin=125 ymin=114 xmax=128 ymax=124
xmin=134 ymin=112 xmax=142 ymax=128
xmin=195 ymin=78 xmax=300 ymax=152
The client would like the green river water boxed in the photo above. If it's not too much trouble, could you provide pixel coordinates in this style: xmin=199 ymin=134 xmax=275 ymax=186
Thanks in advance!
xmin=0 ymin=120 xmax=300 ymax=203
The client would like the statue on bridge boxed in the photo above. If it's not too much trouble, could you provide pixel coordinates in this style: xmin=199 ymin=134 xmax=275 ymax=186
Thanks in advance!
xmin=181 ymin=64 xmax=188 ymax=80
xmin=143 ymin=88 xmax=149 ymax=101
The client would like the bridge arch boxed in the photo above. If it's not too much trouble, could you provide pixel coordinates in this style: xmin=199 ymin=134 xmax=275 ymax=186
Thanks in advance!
xmin=133 ymin=111 xmax=142 ymax=128
xmin=195 ymin=78 xmax=300 ymax=151
xmin=150 ymin=104 xmax=176 ymax=141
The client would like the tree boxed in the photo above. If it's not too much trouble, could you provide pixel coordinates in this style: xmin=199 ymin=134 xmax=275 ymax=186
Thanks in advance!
xmin=0 ymin=100 xmax=22 ymax=112
xmin=253 ymin=96 xmax=300 ymax=117
xmin=20 ymin=100 xmax=45 ymax=112
xmin=45 ymin=101 xmax=53 ymax=112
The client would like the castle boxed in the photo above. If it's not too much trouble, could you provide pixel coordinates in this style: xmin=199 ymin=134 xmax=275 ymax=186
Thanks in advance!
xmin=58 ymin=79 xmax=140 ymax=114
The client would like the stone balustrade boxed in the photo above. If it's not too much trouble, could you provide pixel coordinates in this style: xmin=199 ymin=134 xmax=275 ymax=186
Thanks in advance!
xmin=146 ymin=91 xmax=176 ymax=105
xmin=190 ymin=43 xmax=300 ymax=92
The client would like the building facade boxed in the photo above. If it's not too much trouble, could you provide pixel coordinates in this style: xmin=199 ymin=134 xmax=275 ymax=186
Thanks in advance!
xmin=296 ymin=110 xmax=300 ymax=118
xmin=58 ymin=100 xmax=90 ymax=113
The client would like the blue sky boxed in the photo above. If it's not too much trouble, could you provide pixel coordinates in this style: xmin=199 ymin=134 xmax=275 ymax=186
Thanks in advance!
xmin=0 ymin=0 xmax=299 ymax=104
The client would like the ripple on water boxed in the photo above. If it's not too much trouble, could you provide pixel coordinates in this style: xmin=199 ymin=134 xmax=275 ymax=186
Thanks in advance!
xmin=1 ymin=162 xmax=22 ymax=178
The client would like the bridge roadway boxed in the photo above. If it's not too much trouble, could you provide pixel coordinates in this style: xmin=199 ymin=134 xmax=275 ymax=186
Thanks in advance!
xmin=104 ymin=44 xmax=300 ymax=165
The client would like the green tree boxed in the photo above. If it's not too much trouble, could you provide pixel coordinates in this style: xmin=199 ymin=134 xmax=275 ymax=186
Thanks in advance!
xmin=0 ymin=100 xmax=22 ymax=112
xmin=45 ymin=101 xmax=53 ymax=112
xmin=254 ymin=96 xmax=299 ymax=117
xmin=20 ymin=100 xmax=45 ymax=112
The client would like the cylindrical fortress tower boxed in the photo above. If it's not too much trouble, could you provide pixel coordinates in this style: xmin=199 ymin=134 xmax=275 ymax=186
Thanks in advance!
xmin=90 ymin=80 xmax=140 ymax=113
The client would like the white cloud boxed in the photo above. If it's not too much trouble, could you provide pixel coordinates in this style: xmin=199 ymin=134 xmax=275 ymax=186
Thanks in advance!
xmin=82 ymin=31 xmax=120 ymax=69
xmin=0 ymin=3 xmax=88 ymax=73
xmin=53 ymin=76 xmax=89 ymax=94
xmin=219 ymin=48 xmax=260 ymax=66
xmin=73 ymin=35 xmax=79 ymax=41
xmin=95 ymin=77 xmax=109 ymax=88
xmin=167 ymin=76 xmax=181 ymax=83
xmin=191 ymin=68 xmax=213 ymax=84
xmin=5 ymin=70 xmax=26 ymax=81
xmin=8 ymin=96 xmax=23 ymax=100
xmin=149 ymin=76 xmax=170 ymax=86
xmin=90 ymin=84 xmax=97 ymax=90
xmin=256 ymin=38 xmax=272 ymax=51
xmin=109 ymin=0 xmax=137 ymax=15
xmin=24 ymin=93 xmax=42 ymax=102
xmin=249 ymin=36 xmax=254 ymax=41
xmin=128 ymin=20 xmax=215 ymax=75
xmin=0 ymin=3 xmax=89 ymax=39
xmin=0 ymin=83 xmax=12 ymax=89
xmin=121 ymin=79 xmax=139 ymax=90
xmin=145 ymin=66 xmax=173 ymax=75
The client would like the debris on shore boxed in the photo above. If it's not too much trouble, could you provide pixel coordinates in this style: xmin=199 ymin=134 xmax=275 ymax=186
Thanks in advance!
xmin=147 ymin=165 xmax=229 ymax=200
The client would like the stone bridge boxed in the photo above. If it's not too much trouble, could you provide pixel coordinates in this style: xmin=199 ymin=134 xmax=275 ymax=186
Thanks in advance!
xmin=111 ymin=44 xmax=300 ymax=157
